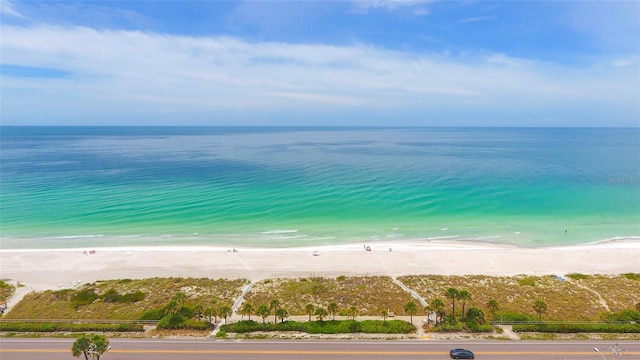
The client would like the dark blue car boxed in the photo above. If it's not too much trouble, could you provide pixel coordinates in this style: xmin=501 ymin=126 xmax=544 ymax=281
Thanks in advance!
xmin=450 ymin=348 xmax=474 ymax=359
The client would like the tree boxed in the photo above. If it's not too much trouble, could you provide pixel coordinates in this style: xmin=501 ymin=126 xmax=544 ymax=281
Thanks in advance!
xmin=204 ymin=307 xmax=216 ymax=325
xmin=315 ymin=307 xmax=328 ymax=321
xmin=379 ymin=308 xmax=388 ymax=322
xmin=487 ymin=299 xmax=500 ymax=320
xmin=465 ymin=307 xmax=486 ymax=325
xmin=445 ymin=287 xmax=459 ymax=317
xmin=328 ymin=302 xmax=338 ymax=321
xmin=533 ymin=299 xmax=547 ymax=323
xmin=348 ymin=306 xmax=359 ymax=321
xmin=404 ymin=301 xmax=418 ymax=324
xmin=305 ymin=303 xmax=315 ymax=321
xmin=458 ymin=290 xmax=471 ymax=320
xmin=71 ymin=334 xmax=110 ymax=360
xmin=219 ymin=304 xmax=232 ymax=325
xmin=430 ymin=298 xmax=445 ymax=325
xmin=194 ymin=302 xmax=204 ymax=320
xmin=276 ymin=307 xmax=289 ymax=323
xmin=241 ymin=302 xmax=254 ymax=321
xmin=257 ymin=304 xmax=270 ymax=324
xmin=270 ymin=299 xmax=280 ymax=324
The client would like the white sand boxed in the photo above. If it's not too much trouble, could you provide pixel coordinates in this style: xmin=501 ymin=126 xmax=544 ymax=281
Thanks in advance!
xmin=1 ymin=239 xmax=639 ymax=292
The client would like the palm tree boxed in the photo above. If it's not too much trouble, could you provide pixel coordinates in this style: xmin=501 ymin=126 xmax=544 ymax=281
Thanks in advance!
xmin=71 ymin=335 xmax=91 ymax=360
xmin=194 ymin=303 xmax=204 ymax=320
xmin=276 ymin=308 xmax=289 ymax=323
xmin=72 ymin=334 xmax=109 ymax=360
xmin=533 ymin=299 xmax=547 ymax=323
xmin=257 ymin=304 xmax=270 ymax=324
xmin=379 ymin=308 xmax=388 ymax=322
xmin=445 ymin=287 xmax=459 ymax=317
xmin=430 ymin=298 xmax=445 ymax=325
xmin=487 ymin=299 xmax=499 ymax=321
xmin=241 ymin=302 xmax=254 ymax=321
xmin=458 ymin=290 xmax=471 ymax=320
xmin=404 ymin=301 xmax=418 ymax=324
xmin=315 ymin=307 xmax=328 ymax=321
xmin=305 ymin=303 xmax=315 ymax=321
xmin=270 ymin=299 xmax=280 ymax=324
xmin=219 ymin=304 xmax=232 ymax=325
xmin=328 ymin=302 xmax=338 ymax=321
xmin=348 ymin=306 xmax=359 ymax=321
xmin=204 ymin=307 xmax=216 ymax=325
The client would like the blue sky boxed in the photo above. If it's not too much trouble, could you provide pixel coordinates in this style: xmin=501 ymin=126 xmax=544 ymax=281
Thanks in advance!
xmin=1 ymin=0 xmax=638 ymax=126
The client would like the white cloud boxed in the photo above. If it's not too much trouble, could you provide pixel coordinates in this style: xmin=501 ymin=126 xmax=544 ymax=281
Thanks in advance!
xmin=1 ymin=25 xmax=638 ymax=126
xmin=351 ymin=0 xmax=434 ymax=13
xmin=458 ymin=16 xmax=496 ymax=24
xmin=1 ymin=0 xmax=24 ymax=18
xmin=612 ymin=58 xmax=636 ymax=68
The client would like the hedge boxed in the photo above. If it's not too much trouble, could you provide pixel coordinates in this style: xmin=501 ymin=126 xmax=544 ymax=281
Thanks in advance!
xmin=512 ymin=323 xmax=640 ymax=333
xmin=0 ymin=322 xmax=144 ymax=332
xmin=220 ymin=319 xmax=415 ymax=334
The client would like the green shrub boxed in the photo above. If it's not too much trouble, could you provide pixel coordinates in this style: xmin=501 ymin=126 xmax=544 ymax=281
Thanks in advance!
xmin=518 ymin=277 xmax=536 ymax=286
xmin=359 ymin=320 xmax=414 ymax=334
xmin=157 ymin=315 xmax=188 ymax=330
xmin=434 ymin=322 xmax=465 ymax=332
xmin=120 ymin=290 xmax=145 ymax=303
xmin=139 ymin=308 xmax=165 ymax=320
xmin=513 ymin=323 xmax=640 ymax=333
xmin=622 ymin=273 xmax=640 ymax=281
xmin=602 ymin=310 xmax=640 ymax=322
xmin=566 ymin=273 xmax=590 ymax=280
xmin=185 ymin=319 xmax=211 ymax=330
xmin=466 ymin=322 xmax=493 ymax=333
xmin=71 ymin=289 xmax=99 ymax=309
xmin=102 ymin=289 xmax=145 ymax=303
xmin=220 ymin=319 xmax=414 ymax=334
xmin=0 ymin=322 xmax=143 ymax=332
xmin=216 ymin=330 xmax=227 ymax=338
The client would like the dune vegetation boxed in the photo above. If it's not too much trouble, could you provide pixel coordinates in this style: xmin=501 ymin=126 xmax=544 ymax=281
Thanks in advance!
xmin=4 ymin=277 xmax=248 ymax=320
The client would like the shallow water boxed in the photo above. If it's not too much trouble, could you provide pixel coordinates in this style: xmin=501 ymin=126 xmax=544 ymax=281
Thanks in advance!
xmin=1 ymin=126 xmax=638 ymax=249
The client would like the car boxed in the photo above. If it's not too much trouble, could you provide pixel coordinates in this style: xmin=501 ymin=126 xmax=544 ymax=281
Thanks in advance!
xmin=450 ymin=348 xmax=474 ymax=359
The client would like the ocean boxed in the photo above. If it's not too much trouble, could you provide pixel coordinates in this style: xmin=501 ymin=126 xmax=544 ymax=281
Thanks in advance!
xmin=1 ymin=126 xmax=638 ymax=249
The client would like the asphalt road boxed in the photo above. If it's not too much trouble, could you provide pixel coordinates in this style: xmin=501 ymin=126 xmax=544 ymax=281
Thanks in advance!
xmin=1 ymin=339 xmax=638 ymax=360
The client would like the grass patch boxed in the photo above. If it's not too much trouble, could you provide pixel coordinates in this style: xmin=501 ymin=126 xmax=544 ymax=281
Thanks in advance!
xmin=0 ymin=280 xmax=16 ymax=303
xmin=5 ymin=277 xmax=248 ymax=320
xmin=398 ymin=274 xmax=635 ymax=321
xmin=244 ymin=276 xmax=414 ymax=317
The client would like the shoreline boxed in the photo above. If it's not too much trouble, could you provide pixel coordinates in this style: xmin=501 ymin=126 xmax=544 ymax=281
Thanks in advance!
xmin=1 ymin=238 xmax=639 ymax=292
xmin=1 ymin=235 xmax=639 ymax=252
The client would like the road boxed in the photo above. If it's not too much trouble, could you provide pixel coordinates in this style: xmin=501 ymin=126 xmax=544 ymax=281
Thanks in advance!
xmin=0 ymin=338 xmax=638 ymax=359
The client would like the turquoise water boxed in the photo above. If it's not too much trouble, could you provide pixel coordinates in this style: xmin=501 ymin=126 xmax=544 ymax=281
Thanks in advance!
xmin=1 ymin=127 xmax=638 ymax=249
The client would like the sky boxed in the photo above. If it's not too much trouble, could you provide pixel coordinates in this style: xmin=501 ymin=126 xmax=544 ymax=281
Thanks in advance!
xmin=1 ymin=0 xmax=639 ymax=127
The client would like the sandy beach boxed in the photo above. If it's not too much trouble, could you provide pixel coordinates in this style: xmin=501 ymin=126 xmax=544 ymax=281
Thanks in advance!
xmin=1 ymin=238 xmax=639 ymax=292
